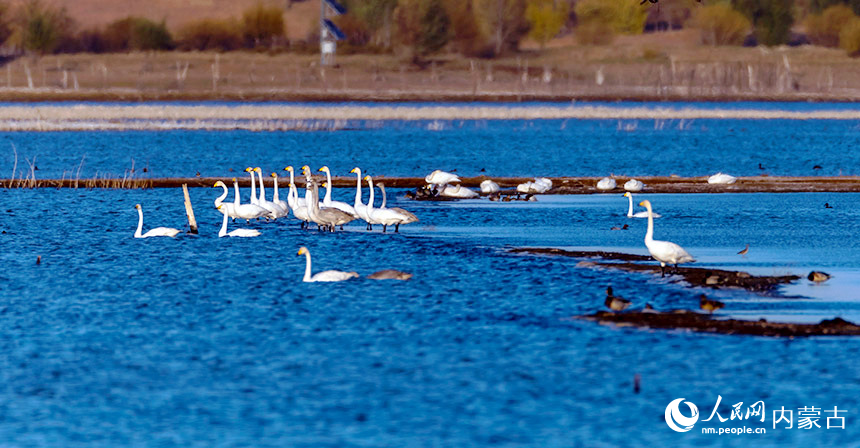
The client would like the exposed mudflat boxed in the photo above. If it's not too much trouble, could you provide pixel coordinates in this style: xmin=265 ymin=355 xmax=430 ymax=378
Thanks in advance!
xmin=509 ymin=247 xmax=800 ymax=292
xmin=578 ymin=311 xmax=860 ymax=337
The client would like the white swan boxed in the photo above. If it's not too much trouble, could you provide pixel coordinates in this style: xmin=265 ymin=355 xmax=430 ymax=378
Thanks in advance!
xmin=597 ymin=177 xmax=616 ymax=190
xmin=217 ymin=206 xmax=261 ymax=237
xmin=283 ymin=166 xmax=310 ymax=228
xmin=350 ymin=167 xmax=373 ymax=230
xmin=708 ymin=172 xmax=737 ymax=184
xmin=377 ymin=181 xmax=418 ymax=232
xmin=231 ymin=178 xmax=268 ymax=221
xmin=480 ymin=179 xmax=500 ymax=194
xmin=624 ymin=179 xmax=644 ymax=192
xmin=624 ymin=192 xmax=661 ymax=218
xmin=425 ymin=169 xmax=460 ymax=185
xmin=244 ymin=167 xmax=259 ymax=205
xmin=213 ymin=180 xmax=237 ymax=219
xmin=269 ymin=172 xmax=289 ymax=215
xmin=297 ymin=246 xmax=359 ymax=282
xmin=317 ymin=166 xmax=358 ymax=216
xmin=254 ymin=167 xmax=287 ymax=219
xmin=639 ymin=199 xmax=694 ymax=276
xmin=517 ymin=177 xmax=552 ymax=194
xmin=366 ymin=176 xmax=415 ymax=233
xmin=439 ymin=184 xmax=479 ymax=198
xmin=134 ymin=204 xmax=180 ymax=238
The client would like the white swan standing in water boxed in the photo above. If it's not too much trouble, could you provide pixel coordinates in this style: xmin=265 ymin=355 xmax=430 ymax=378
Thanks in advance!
xmin=318 ymin=166 xmax=358 ymax=216
xmin=213 ymin=180 xmax=237 ymax=219
xmin=244 ymin=167 xmax=260 ymax=205
xmin=283 ymin=166 xmax=310 ymax=228
xmin=365 ymin=175 xmax=417 ymax=233
xmin=596 ymin=177 xmax=616 ymax=191
xmin=269 ymin=172 xmax=289 ymax=216
xmin=639 ymin=199 xmax=695 ymax=277
xmin=350 ymin=167 xmax=373 ymax=229
xmin=306 ymin=181 xmax=355 ymax=231
xmin=134 ymin=204 xmax=181 ymax=238
xmin=231 ymin=178 xmax=267 ymax=222
xmin=254 ymin=167 xmax=287 ymax=219
xmin=217 ymin=205 xmax=261 ymax=237
xmin=377 ymin=182 xmax=418 ymax=232
xmin=623 ymin=192 xmax=661 ymax=218
xmin=297 ymin=246 xmax=359 ymax=282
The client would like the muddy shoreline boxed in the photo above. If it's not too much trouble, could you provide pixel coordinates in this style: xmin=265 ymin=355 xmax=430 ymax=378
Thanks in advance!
xmin=4 ymin=175 xmax=860 ymax=192
xmin=509 ymin=247 xmax=800 ymax=292
xmin=578 ymin=311 xmax=860 ymax=337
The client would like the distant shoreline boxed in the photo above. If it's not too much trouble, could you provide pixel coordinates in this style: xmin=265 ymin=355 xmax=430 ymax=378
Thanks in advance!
xmin=5 ymin=175 xmax=860 ymax=193
xmin=0 ymin=102 xmax=858 ymax=132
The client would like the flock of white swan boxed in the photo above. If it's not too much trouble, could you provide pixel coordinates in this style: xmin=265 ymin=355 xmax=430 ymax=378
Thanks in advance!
xmin=135 ymin=167 xmax=709 ymax=281
xmin=133 ymin=165 xmax=420 ymax=282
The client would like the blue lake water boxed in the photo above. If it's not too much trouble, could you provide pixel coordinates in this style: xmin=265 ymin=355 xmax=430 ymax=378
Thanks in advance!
xmin=1 ymin=103 xmax=860 ymax=446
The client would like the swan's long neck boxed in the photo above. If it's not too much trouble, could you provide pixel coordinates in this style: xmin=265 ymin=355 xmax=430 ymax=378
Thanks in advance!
xmin=324 ymin=170 xmax=333 ymax=204
xmin=380 ymin=184 xmax=387 ymax=209
xmin=219 ymin=210 xmax=228 ymax=237
xmin=257 ymin=171 xmax=267 ymax=202
xmin=233 ymin=181 xmax=241 ymax=206
xmin=135 ymin=207 xmax=143 ymax=237
xmin=645 ymin=204 xmax=654 ymax=242
xmin=215 ymin=184 xmax=228 ymax=206
xmin=249 ymin=171 xmax=258 ymax=204
xmin=305 ymin=184 xmax=318 ymax=219
xmin=626 ymin=194 xmax=634 ymax=217
xmin=287 ymin=170 xmax=298 ymax=205
xmin=272 ymin=176 xmax=280 ymax=202
xmin=303 ymin=251 xmax=313 ymax=282
xmin=353 ymin=169 xmax=363 ymax=207
xmin=366 ymin=176 xmax=375 ymax=211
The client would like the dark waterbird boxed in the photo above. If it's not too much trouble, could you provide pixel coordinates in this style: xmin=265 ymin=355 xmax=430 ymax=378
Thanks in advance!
xmin=825 ymin=203 xmax=833 ymax=209
xmin=808 ymin=271 xmax=831 ymax=283
xmin=699 ymin=294 xmax=725 ymax=313
xmin=738 ymin=244 xmax=749 ymax=256
xmin=368 ymin=269 xmax=413 ymax=280
xmin=604 ymin=286 xmax=631 ymax=312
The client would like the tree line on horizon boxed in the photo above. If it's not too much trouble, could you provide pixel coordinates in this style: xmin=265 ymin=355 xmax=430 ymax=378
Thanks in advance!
xmin=1 ymin=0 xmax=860 ymax=60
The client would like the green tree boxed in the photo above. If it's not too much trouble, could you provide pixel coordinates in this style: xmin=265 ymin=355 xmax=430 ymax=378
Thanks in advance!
xmin=732 ymin=0 xmax=794 ymax=45
xmin=694 ymin=2 xmax=751 ymax=45
xmin=343 ymin=0 xmax=398 ymax=47
xmin=104 ymin=17 xmax=173 ymax=51
xmin=16 ymin=0 xmax=74 ymax=54
xmin=394 ymin=0 xmax=450 ymax=61
xmin=241 ymin=2 xmax=285 ymax=47
xmin=472 ymin=0 xmax=528 ymax=56
xmin=526 ymin=0 xmax=569 ymax=49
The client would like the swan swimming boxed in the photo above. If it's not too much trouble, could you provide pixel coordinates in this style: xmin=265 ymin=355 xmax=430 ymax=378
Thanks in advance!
xmin=639 ymin=199 xmax=695 ymax=276
xmin=134 ymin=204 xmax=181 ymax=238
xmin=297 ymin=246 xmax=359 ymax=282
xmin=623 ymin=192 xmax=661 ymax=218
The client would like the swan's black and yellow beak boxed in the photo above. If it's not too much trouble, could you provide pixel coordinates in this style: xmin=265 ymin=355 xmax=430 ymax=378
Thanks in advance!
xmin=350 ymin=168 xmax=357 ymax=174
xmin=244 ymin=167 xmax=252 ymax=172
xmin=284 ymin=166 xmax=292 ymax=172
